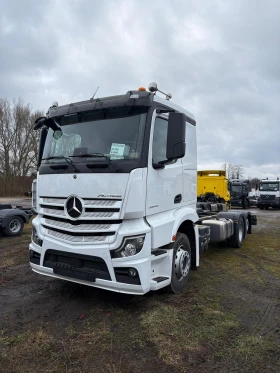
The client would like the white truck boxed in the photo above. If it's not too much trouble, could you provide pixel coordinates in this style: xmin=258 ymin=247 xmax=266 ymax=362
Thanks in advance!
xmin=29 ymin=83 xmax=257 ymax=295
xmin=257 ymin=178 xmax=280 ymax=209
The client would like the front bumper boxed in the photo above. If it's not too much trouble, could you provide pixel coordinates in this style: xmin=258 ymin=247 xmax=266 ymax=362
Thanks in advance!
xmin=230 ymin=200 xmax=242 ymax=207
xmin=29 ymin=251 xmax=151 ymax=295
xmin=29 ymin=219 xmax=153 ymax=294
xmin=257 ymin=199 xmax=280 ymax=208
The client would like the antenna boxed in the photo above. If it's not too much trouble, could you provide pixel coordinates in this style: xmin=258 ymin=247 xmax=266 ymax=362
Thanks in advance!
xmin=91 ymin=86 xmax=99 ymax=100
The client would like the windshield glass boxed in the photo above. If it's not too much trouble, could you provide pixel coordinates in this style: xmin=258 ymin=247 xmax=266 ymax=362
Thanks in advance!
xmin=231 ymin=185 xmax=242 ymax=193
xmin=42 ymin=107 xmax=147 ymax=164
xmin=259 ymin=182 xmax=279 ymax=191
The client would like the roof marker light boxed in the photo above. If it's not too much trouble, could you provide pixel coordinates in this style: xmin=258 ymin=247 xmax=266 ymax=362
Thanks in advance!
xmin=148 ymin=82 xmax=172 ymax=100
xmin=138 ymin=87 xmax=146 ymax=91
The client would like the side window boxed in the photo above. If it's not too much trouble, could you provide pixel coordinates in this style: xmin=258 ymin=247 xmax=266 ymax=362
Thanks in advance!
xmin=152 ymin=117 xmax=168 ymax=163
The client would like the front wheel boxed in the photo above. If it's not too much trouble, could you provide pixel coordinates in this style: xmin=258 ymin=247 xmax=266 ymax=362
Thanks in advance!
xmin=166 ymin=233 xmax=191 ymax=294
xmin=3 ymin=216 xmax=24 ymax=237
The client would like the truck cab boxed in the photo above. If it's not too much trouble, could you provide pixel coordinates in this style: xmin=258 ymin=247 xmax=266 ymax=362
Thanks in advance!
xmin=30 ymin=84 xmax=200 ymax=294
xmin=29 ymin=83 xmax=256 ymax=295
xmin=229 ymin=179 xmax=250 ymax=209
xmin=257 ymin=178 xmax=280 ymax=209
xmin=197 ymin=170 xmax=230 ymax=205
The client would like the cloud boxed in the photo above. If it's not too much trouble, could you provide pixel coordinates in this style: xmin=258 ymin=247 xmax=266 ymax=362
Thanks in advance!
xmin=1 ymin=0 xmax=279 ymax=178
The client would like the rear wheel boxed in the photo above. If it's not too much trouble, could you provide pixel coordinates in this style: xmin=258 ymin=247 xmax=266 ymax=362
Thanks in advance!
xmin=228 ymin=216 xmax=244 ymax=248
xmin=3 ymin=216 xmax=24 ymax=237
xmin=243 ymin=216 xmax=250 ymax=238
xmin=166 ymin=233 xmax=191 ymax=294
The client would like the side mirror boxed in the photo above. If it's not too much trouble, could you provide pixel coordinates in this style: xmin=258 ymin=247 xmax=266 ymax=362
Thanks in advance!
xmin=34 ymin=116 xmax=47 ymax=130
xmin=34 ymin=117 xmax=60 ymax=132
xmin=166 ymin=112 xmax=186 ymax=160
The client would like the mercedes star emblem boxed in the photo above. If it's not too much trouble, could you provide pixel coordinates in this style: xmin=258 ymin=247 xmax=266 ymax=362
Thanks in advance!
xmin=65 ymin=196 xmax=83 ymax=219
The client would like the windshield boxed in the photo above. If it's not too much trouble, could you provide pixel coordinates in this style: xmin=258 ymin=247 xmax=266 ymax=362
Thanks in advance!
xmin=231 ymin=185 xmax=242 ymax=193
xmin=42 ymin=107 xmax=147 ymax=165
xmin=259 ymin=182 xmax=279 ymax=192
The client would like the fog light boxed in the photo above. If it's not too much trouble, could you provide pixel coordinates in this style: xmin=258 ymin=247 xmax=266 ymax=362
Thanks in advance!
xmin=128 ymin=268 xmax=138 ymax=278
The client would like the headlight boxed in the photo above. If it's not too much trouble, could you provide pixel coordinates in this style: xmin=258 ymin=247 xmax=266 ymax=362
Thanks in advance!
xmin=32 ymin=227 xmax=43 ymax=247
xmin=111 ymin=235 xmax=145 ymax=258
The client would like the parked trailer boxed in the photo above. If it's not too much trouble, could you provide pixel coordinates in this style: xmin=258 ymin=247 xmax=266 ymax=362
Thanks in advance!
xmin=0 ymin=204 xmax=31 ymax=237
xmin=29 ymin=82 xmax=257 ymax=295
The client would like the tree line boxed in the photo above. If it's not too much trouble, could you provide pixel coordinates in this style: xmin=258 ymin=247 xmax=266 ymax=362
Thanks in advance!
xmin=0 ymin=98 xmax=43 ymax=195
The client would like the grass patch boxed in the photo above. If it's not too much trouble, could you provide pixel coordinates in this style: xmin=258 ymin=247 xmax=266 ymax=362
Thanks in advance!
xmin=140 ymin=285 xmax=239 ymax=367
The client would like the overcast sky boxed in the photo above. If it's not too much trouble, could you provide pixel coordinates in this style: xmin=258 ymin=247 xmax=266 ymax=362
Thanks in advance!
xmin=1 ymin=0 xmax=280 ymax=179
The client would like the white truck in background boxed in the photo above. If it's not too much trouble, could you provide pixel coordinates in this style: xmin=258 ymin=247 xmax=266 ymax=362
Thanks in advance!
xmin=29 ymin=83 xmax=257 ymax=295
xmin=257 ymin=178 xmax=280 ymax=209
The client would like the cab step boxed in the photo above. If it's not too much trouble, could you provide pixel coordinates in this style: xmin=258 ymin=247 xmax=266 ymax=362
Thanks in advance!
xmin=152 ymin=276 xmax=169 ymax=283
xmin=150 ymin=276 xmax=170 ymax=291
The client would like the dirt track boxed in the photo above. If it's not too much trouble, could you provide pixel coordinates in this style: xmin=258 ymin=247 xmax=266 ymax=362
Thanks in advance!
xmin=0 ymin=208 xmax=279 ymax=373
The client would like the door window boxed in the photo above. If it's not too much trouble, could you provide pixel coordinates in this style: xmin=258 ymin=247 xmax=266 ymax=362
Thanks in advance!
xmin=152 ymin=117 xmax=168 ymax=163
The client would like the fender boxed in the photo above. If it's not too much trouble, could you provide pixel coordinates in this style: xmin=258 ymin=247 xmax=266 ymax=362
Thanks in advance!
xmin=146 ymin=206 xmax=198 ymax=249
xmin=172 ymin=207 xmax=198 ymax=238
xmin=0 ymin=209 xmax=30 ymax=228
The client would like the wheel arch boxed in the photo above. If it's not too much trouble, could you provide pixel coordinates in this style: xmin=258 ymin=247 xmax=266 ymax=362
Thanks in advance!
xmin=177 ymin=220 xmax=197 ymax=268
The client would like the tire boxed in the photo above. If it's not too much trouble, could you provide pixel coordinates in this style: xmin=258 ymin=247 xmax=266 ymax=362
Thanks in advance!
xmin=228 ymin=216 xmax=244 ymax=248
xmin=242 ymin=199 xmax=249 ymax=209
xmin=3 ymin=216 xmax=24 ymax=237
xmin=265 ymin=206 xmax=269 ymax=210
xmin=259 ymin=206 xmax=264 ymax=210
xmin=166 ymin=233 xmax=191 ymax=294
xmin=244 ymin=216 xmax=249 ymax=238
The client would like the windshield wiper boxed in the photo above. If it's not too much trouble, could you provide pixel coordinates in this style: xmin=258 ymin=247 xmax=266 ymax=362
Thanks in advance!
xmin=71 ymin=153 xmax=122 ymax=172
xmin=42 ymin=156 xmax=80 ymax=173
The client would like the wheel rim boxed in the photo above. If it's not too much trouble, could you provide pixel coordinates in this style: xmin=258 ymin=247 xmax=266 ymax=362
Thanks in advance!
xmin=174 ymin=245 xmax=190 ymax=281
xmin=246 ymin=218 xmax=249 ymax=233
xmin=238 ymin=223 xmax=243 ymax=242
xmin=9 ymin=218 xmax=21 ymax=233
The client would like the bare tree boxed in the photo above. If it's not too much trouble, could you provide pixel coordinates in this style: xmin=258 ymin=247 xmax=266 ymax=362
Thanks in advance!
xmin=222 ymin=163 xmax=244 ymax=179
xmin=0 ymin=98 xmax=43 ymax=195
xmin=10 ymin=100 xmax=41 ymax=177
xmin=250 ymin=177 xmax=260 ymax=190
xmin=0 ymin=98 xmax=15 ymax=194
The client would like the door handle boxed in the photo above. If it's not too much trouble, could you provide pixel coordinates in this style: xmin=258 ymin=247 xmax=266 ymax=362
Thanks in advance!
xmin=174 ymin=194 xmax=182 ymax=204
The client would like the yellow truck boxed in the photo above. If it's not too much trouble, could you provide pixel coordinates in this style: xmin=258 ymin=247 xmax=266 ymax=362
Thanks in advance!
xmin=197 ymin=170 xmax=230 ymax=205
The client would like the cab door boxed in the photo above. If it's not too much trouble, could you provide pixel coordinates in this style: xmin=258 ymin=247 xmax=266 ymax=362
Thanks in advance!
xmin=146 ymin=112 xmax=183 ymax=216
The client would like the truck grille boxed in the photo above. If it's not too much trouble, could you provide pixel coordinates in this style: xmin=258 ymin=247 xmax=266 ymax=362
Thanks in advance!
xmin=39 ymin=196 xmax=122 ymax=244
xmin=259 ymin=195 xmax=276 ymax=201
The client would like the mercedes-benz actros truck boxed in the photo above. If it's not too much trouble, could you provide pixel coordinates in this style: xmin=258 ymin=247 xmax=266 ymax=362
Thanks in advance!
xmin=257 ymin=178 xmax=280 ymax=209
xmin=29 ymin=82 xmax=256 ymax=295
